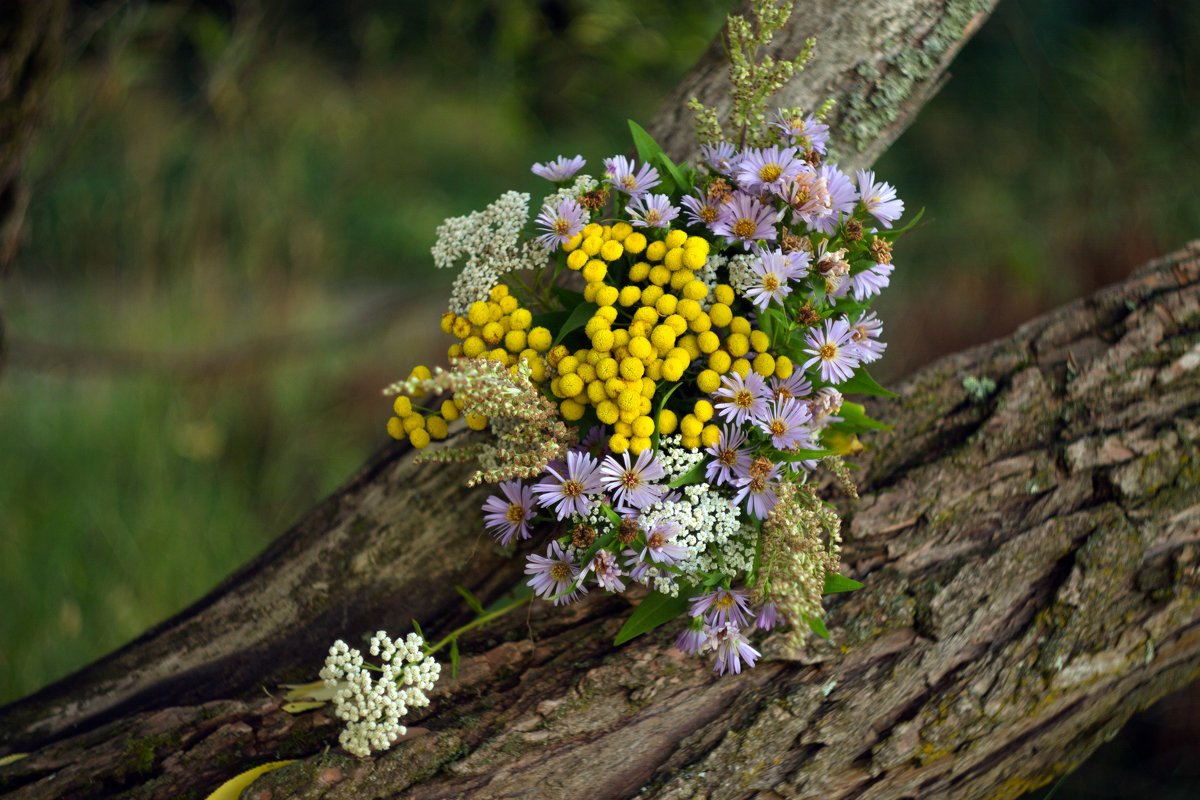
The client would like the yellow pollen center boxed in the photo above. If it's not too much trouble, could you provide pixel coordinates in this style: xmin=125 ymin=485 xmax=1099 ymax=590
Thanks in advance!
xmin=647 ymin=531 xmax=665 ymax=549
xmin=701 ymin=208 xmax=718 ymax=222
xmin=763 ymin=274 xmax=780 ymax=291
xmin=719 ymin=449 xmax=736 ymax=466
xmin=621 ymin=472 xmax=641 ymax=489
xmin=750 ymin=476 xmax=767 ymax=492
xmin=819 ymin=343 xmax=838 ymax=360
xmin=644 ymin=210 xmax=661 ymax=223
xmin=562 ymin=480 xmax=583 ymax=498
xmin=732 ymin=218 xmax=756 ymax=238
xmin=759 ymin=164 xmax=783 ymax=183
xmin=506 ymin=504 xmax=525 ymax=523
xmin=553 ymin=218 xmax=571 ymax=235
xmin=770 ymin=421 xmax=786 ymax=435
xmin=550 ymin=563 xmax=571 ymax=581
xmin=715 ymin=594 xmax=734 ymax=611
xmin=734 ymin=390 xmax=754 ymax=408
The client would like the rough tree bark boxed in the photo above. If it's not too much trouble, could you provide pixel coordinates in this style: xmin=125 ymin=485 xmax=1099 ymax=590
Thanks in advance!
xmin=5 ymin=1 xmax=1199 ymax=799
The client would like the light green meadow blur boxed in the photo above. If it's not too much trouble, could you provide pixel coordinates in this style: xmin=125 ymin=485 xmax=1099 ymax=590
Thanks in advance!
xmin=2 ymin=3 xmax=1198 ymax=796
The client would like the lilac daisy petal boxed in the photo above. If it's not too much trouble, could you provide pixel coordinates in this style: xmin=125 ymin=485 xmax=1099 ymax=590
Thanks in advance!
xmin=731 ymin=462 xmax=783 ymax=519
xmin=711 ymin=192 xmax=777 ymax=249
xmin=756 ymin=602 xmax=782 ymax=631
xmin=743 ymin=248 xmax=803 ymax=311
xmin=481 ymin=480 xmax=536 ymax=546
xmin=705 ymin=426 xmax=751 ymax=487
xmin=807 ymin=164 xmax=859 ymax=235
xmin=624 ymin=520 xmax=689 ymax=578
xmin=848 ymin=311 xmax=887 ymax=363
xmin=600 ymin=449 xmax=666 ymax=512
xmin=534 ymin=199 xmax=588 ymax=249
xmin=707 ymin=622 xmax=761 ymax=675
xmin=689 ymin=588 xmax=752 ymax=628
xmin=758 ymin=398 xmax=815 ymax=450
xmin=850 ymin=262 xmax=893 ymax=301
xmin=857 ymin=169 xmax=904 ymax=228
xmin=770 ymin=373 xmax=812 ymax=403
xmin=627 ymin=193 xmax=679 ymax=229
xmin=801 ymin=319 xmax=860 ymax=385
xmin=772 ymin=108 xmax=830 ymax=153
xmin=735 ymin=145 xmax=802 ymax=194
xmin=680 ymin=190 xmax=722 ymax=228
xmin=531 ymin=154 xmax=586 ymax=182
xmin=532 ymin=450 xmax=604 ymax=520
xmin=524 ymin=541 xmax=587 ymax=605
xmin=700 ymin=142 xmax=741 ymax=175
xmin=675 ymin=623 xmax=708 ymax=655
xmin=604 ymin=155 xmax=661 ymax=196
xmin=580 ymin=549 xmax=626 ymax=593
xmin=712 ymin=371 xmax=770 ymax=426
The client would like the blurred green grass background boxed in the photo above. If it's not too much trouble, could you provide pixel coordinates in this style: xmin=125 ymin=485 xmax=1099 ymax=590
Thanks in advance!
xmin=2 ymin=2 xmax=1198 ymax=795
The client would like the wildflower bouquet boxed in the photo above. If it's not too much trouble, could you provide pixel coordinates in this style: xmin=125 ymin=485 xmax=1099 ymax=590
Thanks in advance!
xmin=319 ymin=0 xmax=912 ymax=757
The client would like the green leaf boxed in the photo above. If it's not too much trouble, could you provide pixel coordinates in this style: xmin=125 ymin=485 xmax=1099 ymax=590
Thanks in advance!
xmin=876 ymin=206 xmax=925 ymax=239
xmin=551 ymin=286 xmax=585 ymax=307
xmin=803 ymin=613 xmax=831 ymax=640
xmin=768 ymin=447 xmax=837 ymax=462
xmin=838 ymin=367 xmax=898 ymax=398
xmin=602 ymin=504 xmax=622 ymax=528
xmin=832 ymin=401 xmax=891 ymax=433
xmin=449 ymin=639 xmax=460 ymax=679
xmin=531 ymin=309 xmax=570 ymax=333
xmin=410 ymin=618 xmax=424 ymax=639
xmin=628 ymin=119 xmax=691 ymax=195
xmin=455 ymin=585 xmax=485 ymax=614
xmin=822 ymin=573 xmax=864 ymax=594
xmin=553 ymin=301 xmax=600 ymax=346
xmin=667 ymin=460 xmax=706 ymax=488
xmin=614 ymin=586 xmax=695 ymax=645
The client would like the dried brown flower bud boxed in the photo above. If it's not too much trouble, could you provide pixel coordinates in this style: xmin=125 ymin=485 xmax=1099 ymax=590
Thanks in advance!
xmin=869 ymin=236 xmax=893 ymax=265
xmin=781 ymin=231 xmax=803 ymax=254
xmin=617 ymin=516 xmax=641 ymax=545
xmin=707 ymin=178 xmax=733 ymax=204
xmin=571 ymin=523 xmax=597 ymax=549
xmin=749 ymin=456 xmax=773 ymax=479
xmin=844 ymin=219 xmax=863 ymax=241
xmin=794 ymin=303 xmax=821 ymax=327
xmin=803 ymin=149 xmax=821 ymax=166
xmin=580 ymin=188 xmax=610 ymax=212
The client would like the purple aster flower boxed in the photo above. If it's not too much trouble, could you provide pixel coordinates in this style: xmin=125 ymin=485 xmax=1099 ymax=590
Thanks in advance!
xmin=856 ymin=169 xmax=904 ymax=228
xmin=680 ymin=190 xmax=722 ymax=228
xmin=711 ymin=192 xmax=777 ymax=249
xmin=808 ymin=164 xmax=859 ymax=235
xmin=675 ymin=620 xmax=708 ymax=655
xmin=689 ymin=587 xmax=752 ymax=628
xmin=801 ymin=319 xmax=860 ymax=385
xmin=732 ymin=461 xmax=783 ymax=519
xmin=743 ymin=248 xmax=804 ymax=311
xmin=780 ymin=166 xmax=832 ymax=226
xmin=707 ymin=622 xmax=761 ymax=675
xmin=848 ymin=311 xmax=887 ymax=364
xmin=627 ymin=193 xmax=679 ymax=229
xmin=580 ymin=549 xmax=626 ymax=593
xmin=850 ymin=262 xmax=893 ymax=301
xmin=625 ymin=519 xmax=689 ymax=578
xmin=534 ymin=199 xmax=588 ymax=249
xmin=758 ymin=397 xmax=815 ymax=450
xmin=531 ymin=154 xmax=586 ymax=182
xmin=525 ymin=540 xmax=587 ymax=605
xmin=481 ymin=480 xmax=536 ymax=546
xmin=772 ymin=108 xmax=830 ymax=154
xmin=700 ymin=142 xmax=741 ymax=175
xmin=756 ymin=602 xmax=782 ymax=631
xmin=600 ymin=449 xmax=666 ymax=512
xmin=533 ymin=450 xmax=604 ymax=520
xmin=575 ymin=424 xmax=611 ymax=458
xmin=705 ymin=426 xmax=751 ymax=487
xmin=604 ymin=155 xmax=661 ymax=196
xmin=712 ymin=371 xmax=770 ymax=426
xmin=770 ymin=373 xmax=812 ymax=403
xmin=735 ymin=145 xmax=802 ymax=194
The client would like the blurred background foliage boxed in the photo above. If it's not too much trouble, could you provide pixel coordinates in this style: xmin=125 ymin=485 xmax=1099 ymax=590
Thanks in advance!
xmin=1 ymin=1 xmax=1197 ymax=795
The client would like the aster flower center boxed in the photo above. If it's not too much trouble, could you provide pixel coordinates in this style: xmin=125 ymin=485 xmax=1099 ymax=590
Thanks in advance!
xmin=562 ymin=480 xmax=583 ymax=498
xmin=776 ymin=388 xmax=793 ymax=401
xmin=505 ymin=504 xmax=525 ymax=523
xmin=647 ymin=530 xmax=666 ymax=549
xmin=644 ymin=209 xmax=662 ymax=224
xmin=770 ymin=421 xmax=786 ymax=436
xmin=715 ymin=594 xmax=734 ymax=611
xmin=734 ymin=390 xmax=754 ymax=409
xmin=758 ymin=164 xmax=783 ymax=183
xmin=700 ymin=207 xmax=718 ymax=223
xmin=718 ymin=449 xmax=736 ymax=466
xmin=819 ymin=343 xmax=838 ymax=360
xmin=621 ymin=176 xmax=637 ymax=190
xmin=762 ymin=274 xmax=780 ymax=291
xmin=550 ymin=562 xmax=571 ymax=582
xmin=553 ymin=218 xmax=572 ymax=235
xmin=749 ymin=456 xmax=772 ymax=478
xmin=732 ymin=218 xmax=756 ymax=239
xmin=792 ymin=186 xmax=811 ymax=206
xmin=749 ymin=476 xmax=767 ymax=493
xmin=621 ymin=471 xmax=642 ymax=489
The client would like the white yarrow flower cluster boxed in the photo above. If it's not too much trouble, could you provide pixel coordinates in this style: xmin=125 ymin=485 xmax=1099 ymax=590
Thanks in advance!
xmin=432 ymin=191 xmax=550 ymax=314
xmin=643 ymin=483 xmax=750 ymax=581
xmin=656 ymin=435 xmax=706 ymax=483
xmin=320 ymin=631 xmax=441 ymax=757
xmin=541 ymin=174 xmax=600 ymax=210
xmin=726 ymin=252 xmax=760 ymax=296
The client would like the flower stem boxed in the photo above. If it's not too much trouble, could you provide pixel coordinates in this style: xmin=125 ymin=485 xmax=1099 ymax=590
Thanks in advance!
xmin=424 ymin=593 xmax=534 ymax=657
